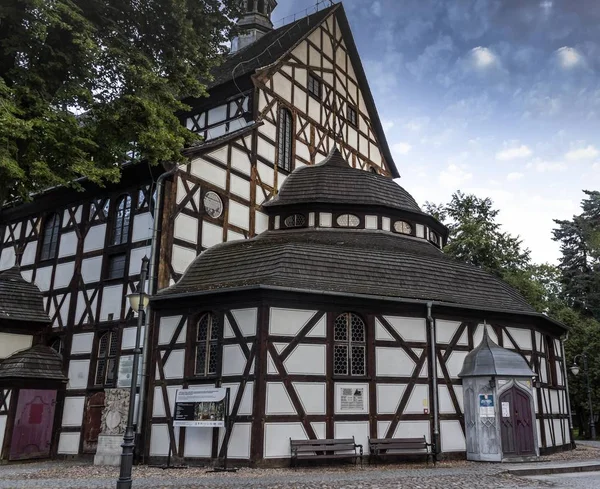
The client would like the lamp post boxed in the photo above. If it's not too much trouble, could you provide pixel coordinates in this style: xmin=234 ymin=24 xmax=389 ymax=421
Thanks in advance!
xmin=570 ymin=352 xmax=596 ymax=440
xmin=117 ymin=256 xmax=150 ymax=489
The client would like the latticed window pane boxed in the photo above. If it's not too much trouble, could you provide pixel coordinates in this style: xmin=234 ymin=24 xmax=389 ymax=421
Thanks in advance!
xmin=108 ymin=254 xmax=126 ymax=279
xmin=308 ymin=74 xmax=321 ymax=98
xmin=333 ymin=344 xmax=348 ymax=375
xmin=350 ymin=315 xmax=365 ymax=342
xmin=351 ymin=346 xmax=366 ymax=375
xmin=95 ymin=332 xmax=118 ymax=386
xmin=112 ymin=195 xmax=132 ymax=245
xmin=334 ymin=314 xmax=348 ymax=341
xmin=40 ymin=213 xmax=60 ymax=260
xmin=336 ymin=214 xmax=360 ymax=227
xmin=95 ymin=359 xmax=107 ymax=386
xmin=195 ymin=313 xmax=219 ymax=376
xmin=394 ymin=220 xmax=412 ymax=235
xmin=284 ymin=214 xmax=306 ymax=228
xmin=277 ymin=108 xmax=293 ymax=171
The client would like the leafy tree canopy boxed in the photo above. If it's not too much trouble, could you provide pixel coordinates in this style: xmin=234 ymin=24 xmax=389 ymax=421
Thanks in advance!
xmin=0 ymin=0 xmax=239 ymax=206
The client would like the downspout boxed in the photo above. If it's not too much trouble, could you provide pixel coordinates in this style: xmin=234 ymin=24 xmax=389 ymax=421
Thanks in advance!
xmin=560 ymin=332 xmax=575 ymax=448
xmin=136 ymin=165 xmax=178 ymax=440
xmin=427 ymin=301 xmax=440 ymax=459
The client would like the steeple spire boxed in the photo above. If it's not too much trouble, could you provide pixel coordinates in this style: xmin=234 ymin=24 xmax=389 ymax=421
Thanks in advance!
xmin=231 ymin=0 xmax=278 ymax=53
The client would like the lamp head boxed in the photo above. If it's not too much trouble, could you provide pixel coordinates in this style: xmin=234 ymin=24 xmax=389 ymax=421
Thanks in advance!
xmin=570 ymin=363 xmax=580 ymax=376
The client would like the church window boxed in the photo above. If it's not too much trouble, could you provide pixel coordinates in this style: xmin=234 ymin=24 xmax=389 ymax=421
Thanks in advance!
xmin=107 ymin=253 xmax=127 ymax=279
xmin=429 ymin=230 xmax=439 ymax=245
xmin=347 ymin=106 xmax=357 ymax=126
xmin=308 ymin=74 xmax=321 ymax=99
xmin=112 ymin=195 xmax=132 ymax=245
xmin=95 ymin=331 xmax=119 ymax=386
xmin=49 ymin=337 xmax=63 ymax=357
xmin=333 ymin=313 xmax=366 ymax=376
xmin=40 ymin=213 xmax=61 ymax=261
xmin=204 ymin=191 xmax=224 ymax=219
xmin=336 ymin=214 xmax=360 ymax=227
xmin=277 ymin=107 xmax=293 ymax=171
xmin=393 ymin=221 xmax=412 ymax=235
xmin=284 ymin=214 xmax=306 ymax=228
xmin=195 ymin=313 xmax=219 ymax=376
xmin=545 ymin=336 xmax=558 ymax=386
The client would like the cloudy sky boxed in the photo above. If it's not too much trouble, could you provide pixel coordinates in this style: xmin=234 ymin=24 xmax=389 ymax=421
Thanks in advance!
xmin=273 ymin=0 xmax=600 ymax=264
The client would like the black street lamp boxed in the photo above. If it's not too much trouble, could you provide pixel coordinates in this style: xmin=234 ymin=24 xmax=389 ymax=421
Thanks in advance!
xmin=117 ymin=256 xmax=150 ymax=489
xmin=570 ymin=352 xmax=596 ymax=440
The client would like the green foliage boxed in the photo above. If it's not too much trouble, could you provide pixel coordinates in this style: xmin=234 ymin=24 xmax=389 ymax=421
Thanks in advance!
xmin=0 ymin=0 xmax=239 ymax=205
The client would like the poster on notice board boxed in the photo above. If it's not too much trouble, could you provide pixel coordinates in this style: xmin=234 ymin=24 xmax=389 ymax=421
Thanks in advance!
xmin=173 ymin=387 xmax=227 ymax=428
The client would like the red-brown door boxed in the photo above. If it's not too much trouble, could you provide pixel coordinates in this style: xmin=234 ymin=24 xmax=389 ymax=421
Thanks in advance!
xmin=9 ymin=389 xmax=57 ymax=461
xmin=82 ymin=392 xmax=105 ymax=453
xmin=500 ymin=387 xmax=535 ymax=457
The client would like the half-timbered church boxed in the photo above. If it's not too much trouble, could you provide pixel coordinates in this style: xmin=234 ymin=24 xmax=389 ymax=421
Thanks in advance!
xmin=0 ymin=1 xmax=572 ymax=465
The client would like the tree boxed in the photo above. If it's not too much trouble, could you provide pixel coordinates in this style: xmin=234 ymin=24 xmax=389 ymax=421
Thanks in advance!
xmin=553 ymin=190 xmax=600 ymax=320
xmin=424 ymin=191 xmax=530 ymax=279
xmin=0 ymin=0 xmax=239 ymax=206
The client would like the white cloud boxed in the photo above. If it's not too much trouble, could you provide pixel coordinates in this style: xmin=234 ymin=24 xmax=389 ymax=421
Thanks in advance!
xmin=470 ymin=46 xmax=498 ymax=69
xmin=555 ymin=47 xmax=584 ymax=69
xmin=371 ymin=1 xmax=382 ymax=17
xmin=381 ymin=119 xmax=395 ymax=131
xmin=527 ymin=158 xmax=567 ymax=172
xmin=496 ymin=145 xmax=533 ymax=161
xmin=507 ymin=172 xmax=524 ymax=181
xmin=438 ymin=164 xmax=473 ymax=188
xmin=392 ymin=142 xmax=412 ymax=155
xmin=565 ymin=145 xmax=599 ymax=161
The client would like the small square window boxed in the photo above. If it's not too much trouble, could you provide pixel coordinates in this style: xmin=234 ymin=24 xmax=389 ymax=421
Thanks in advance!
xmin=308 ymin=74 xmax=321 ymax=99
xmin=347 ymin=106 xmax=357 ymax=126
xmin=107 ymin=254 xmax=127 ymax=279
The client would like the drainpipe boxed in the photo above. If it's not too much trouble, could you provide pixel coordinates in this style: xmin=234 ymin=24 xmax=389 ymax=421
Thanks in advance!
xmin=136 ymin=165 xmax=177 ymax=441
xmin=560 ymin=332 xmax=575 ymax=448
xmin=427 ymin=301 xmax=440 ymax=459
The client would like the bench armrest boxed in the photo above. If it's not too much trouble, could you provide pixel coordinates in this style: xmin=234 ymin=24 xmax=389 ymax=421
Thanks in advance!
xmin=355 ymin=443 xmax=363 ymax=456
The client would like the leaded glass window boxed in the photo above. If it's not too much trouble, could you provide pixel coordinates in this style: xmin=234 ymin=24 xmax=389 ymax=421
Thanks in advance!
xmin=308 ymin=74 xmax=321 ymax=99
xmin=40 ymin=213 xmax=60 ymax=260
xmin=195 ymin=313 xmax=219 ymax=376
xmin=333 ymin=313 xmax=366 ymax=376
xmin=277 ymin=108 xmax=293 ymax=171
xmin=112 ymin=195 xmax=132 ymax=245
xmin=394 ymin=221 xmax=412 ymax=235
xmin=95 ymin=331 xmax=119 ymax=386
xmin=336 ymin=214 xmax=360 ymax=227
xmin=284 ymin=214 xmax=306 ymax=228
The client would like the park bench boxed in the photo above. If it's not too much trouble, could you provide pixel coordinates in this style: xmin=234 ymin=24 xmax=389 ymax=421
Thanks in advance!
xmin=368 ymin=436 xmax=434 ymax=465
xmin=290 ymin=437 xmax=363 ymax=468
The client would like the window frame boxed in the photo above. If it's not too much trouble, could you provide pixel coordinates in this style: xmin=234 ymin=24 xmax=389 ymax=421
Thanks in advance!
xmin=39 ymin=213 xmax=61 ymax=261
xmin=336 ymin=213 xmax=361 ymax=228
xmin=106 ymin=253 xmax=127 ymax=280
xmin=283 ymin=213 xmax=307 ymax=229
xmin=277 ymin=107 xmax=293 ymax=172
xmin=111 ymin=194 xmax=133 ymax=246
xmin=333 ymin=312 xmax=367 ymax=377
xmin=545 ymin=336 xmax=558 ymax=387
xmin=194 ymin=312 xmax=220 ymax=377
xmin=94 ymin=330 xmax=119 ymax=387
xmin=347 ymin=105 xmax=358 ymax=126
xmin=307 ymin=73 xmax=322 ymax=100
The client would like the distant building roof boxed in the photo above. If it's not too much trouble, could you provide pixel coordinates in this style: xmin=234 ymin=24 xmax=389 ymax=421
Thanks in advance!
xmin=0 ymin=266 xmax=50 ymax=323
xmin=0 ymin=345 xmax=67 ymax=383
xmin=459 ymin=329 xmax=537 ymax=378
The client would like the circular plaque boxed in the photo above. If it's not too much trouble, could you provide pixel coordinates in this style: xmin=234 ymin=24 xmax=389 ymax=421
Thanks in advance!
xmin=203 ymin=191 xmax=223 ymax=218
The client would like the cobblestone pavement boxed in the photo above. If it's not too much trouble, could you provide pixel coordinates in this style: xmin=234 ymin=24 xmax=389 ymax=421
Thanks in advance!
xmin=0 ymin=446 xmax=598 ymax=489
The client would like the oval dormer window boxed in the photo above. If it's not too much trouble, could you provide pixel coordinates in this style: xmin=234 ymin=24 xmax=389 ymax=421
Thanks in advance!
xmin=393 ymin=220 xmax=412 ymax=235
xmin=336 ymin=214 xmax=360 ymax=227
xmin=429 ymin=231 xmax=439 ymax=245
xmin=284 ymin=214 xmax=306 ymax=228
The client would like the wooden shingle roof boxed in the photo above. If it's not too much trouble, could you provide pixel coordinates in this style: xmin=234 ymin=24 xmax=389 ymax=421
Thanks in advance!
xmin=155 ymin=228 xmax=537 ymax=315
xmin=0 ymin=345 xmax=67 ymax=383
xmin=0 ymin=267 xmax=50 ymax=323
xmin=263 ymin=148 xmax=422 ymax=214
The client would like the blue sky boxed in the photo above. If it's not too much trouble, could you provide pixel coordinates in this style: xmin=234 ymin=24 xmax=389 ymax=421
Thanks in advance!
xmin=273 ymin=0 xmax=600 ymax=264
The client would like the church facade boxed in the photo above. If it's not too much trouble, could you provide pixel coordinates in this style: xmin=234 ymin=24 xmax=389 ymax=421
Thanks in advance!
xmin=0 ymin=2 xmax=571 ymax=464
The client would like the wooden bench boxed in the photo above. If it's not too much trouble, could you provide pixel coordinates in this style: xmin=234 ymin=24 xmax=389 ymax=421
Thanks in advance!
xmin=368 ymin=436 xmax=433 ymax=465
xmin=290 ymin=437 xmax=363 ymax=468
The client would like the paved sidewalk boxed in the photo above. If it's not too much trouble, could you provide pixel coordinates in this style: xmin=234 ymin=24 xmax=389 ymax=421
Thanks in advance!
xmin=0 ymin=445 xmax=598 ymax=489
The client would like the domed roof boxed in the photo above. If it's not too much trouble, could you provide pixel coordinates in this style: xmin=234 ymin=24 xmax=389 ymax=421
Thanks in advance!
xmin=0 ymin=344 xmax=67 ymax=383
xmin=0 ymin=266 xmax=50 ymax=323
xmin=156 ymin=228 xmax=537 ymax=314
xmin=458 ymin=329 xmax=537 ymax=378
xmin=263 ymin=148 xmax=422 ymax=214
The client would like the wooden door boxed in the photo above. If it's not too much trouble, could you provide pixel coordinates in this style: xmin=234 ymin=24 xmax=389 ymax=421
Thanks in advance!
xmin=499 ymin=387 xmax=535 ymax=457
xmin=9 ymin=389 xmax=57 ymax=461
xmin=82 ymin=392 xmax=105 ymax=453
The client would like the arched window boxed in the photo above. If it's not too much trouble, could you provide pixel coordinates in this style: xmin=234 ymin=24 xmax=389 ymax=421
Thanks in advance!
xmin=112 ymin=195 xmax=132 ymax=245
xmin=40 ymin=213 xmax=61 ymax=260
xmin=429 ymin=230 xmax=439 ymax=245
xmin=49 ymin=337 xmax=63 ymax=357
xmin=284 ymin=214 xmax=306 ymax=228
xmin=393 ymin=221 xmax=412 ymax=235
xmin=95 ymin=331 xmax=119 ymax=386
xmin=333 ymin=313 xmax=366 ymax=376
xmin=195 ymin=313 xmax=219 ymax=376
xmin=277 ymin=108 xmax=293 ymax=171
xmin=336 ymin=214 xmax=360 ymax=227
